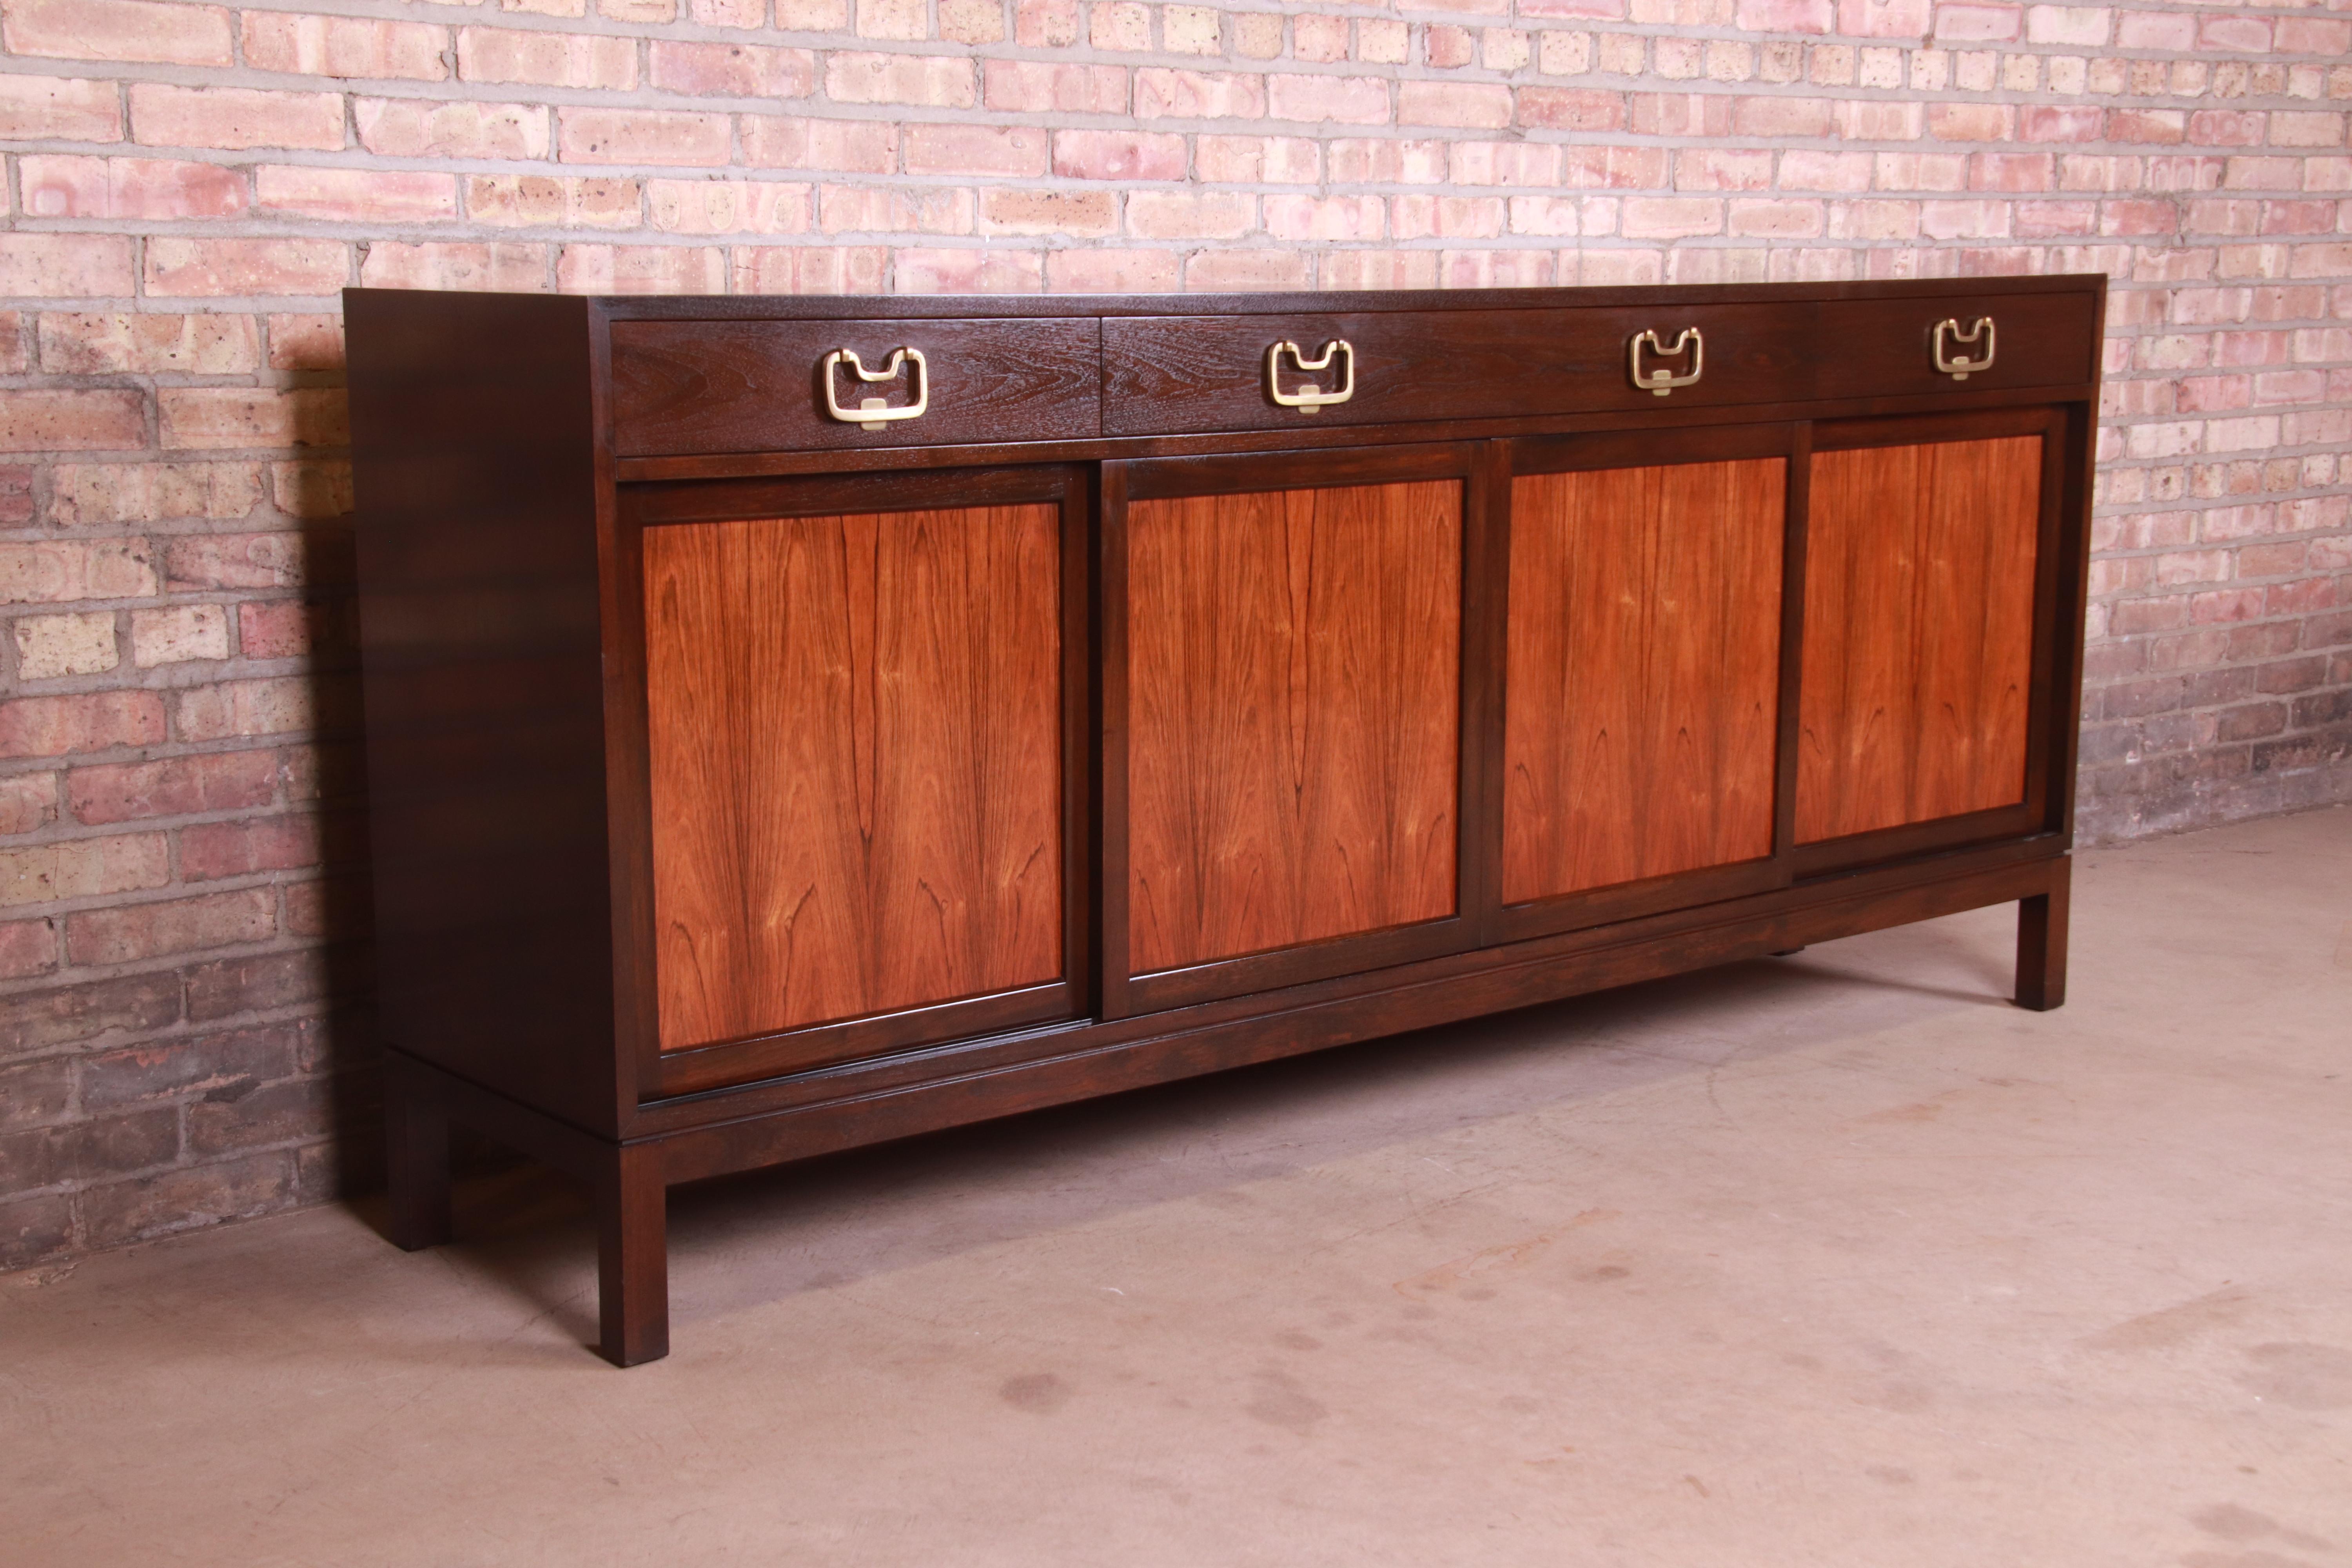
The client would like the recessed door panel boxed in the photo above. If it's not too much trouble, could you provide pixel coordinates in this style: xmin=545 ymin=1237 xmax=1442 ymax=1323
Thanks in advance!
xmin=1797 ymin=435 xmax=2042 ymax=843
xmin=644 ymin=504 xmax=1063 ymax=1053
xmin=1504 ymin=458 xmax=1784 ymax=905
xmin=1126 ymin=479 xmax=1461 ymax=975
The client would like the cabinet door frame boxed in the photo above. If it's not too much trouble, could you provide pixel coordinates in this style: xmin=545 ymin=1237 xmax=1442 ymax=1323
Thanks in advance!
xmin=1487 ymin=422 xmax=1805 ymax=945
xmin=1100 ymin=441 xmax=1495 ymax=1018
xmin=613 ymin=463 xmax=1094 ymax=1100
xmin=1791 ymin=404 xmax=2071 ymax=877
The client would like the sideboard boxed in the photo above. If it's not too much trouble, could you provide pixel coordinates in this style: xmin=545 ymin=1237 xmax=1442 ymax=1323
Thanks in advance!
xmin=346 ymin=277 xmax=2102 ymax=1365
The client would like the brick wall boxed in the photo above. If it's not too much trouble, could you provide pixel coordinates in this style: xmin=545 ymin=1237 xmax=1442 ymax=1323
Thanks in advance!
xmin=2 ymin=0 xmax=2348 ymax=1267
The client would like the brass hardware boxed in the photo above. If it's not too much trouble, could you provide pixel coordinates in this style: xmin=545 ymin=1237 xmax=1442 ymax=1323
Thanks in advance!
xmin=1628 ymin=328 xmax=1703 ymax=396
xmin=1266 ymin=339 xmax=1355 ymax=413
xmin=1932 ymin=316 xmax=1995 ymax=380
xmin=822 ymin=347 xmax=929 ymax=430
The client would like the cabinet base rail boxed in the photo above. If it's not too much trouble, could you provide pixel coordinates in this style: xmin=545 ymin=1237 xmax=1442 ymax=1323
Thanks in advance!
xmin=386 ymin=850 xmax=2071 ymax=1367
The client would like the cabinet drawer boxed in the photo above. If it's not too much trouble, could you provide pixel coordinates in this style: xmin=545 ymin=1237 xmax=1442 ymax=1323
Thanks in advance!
xmin=1103 ymin=307 xmax=1816 ymax=435
xmin=1814 ymin=292 xmax=2098 ymax=401
xmin=610 ymin=317 xmax=1100 ymax=457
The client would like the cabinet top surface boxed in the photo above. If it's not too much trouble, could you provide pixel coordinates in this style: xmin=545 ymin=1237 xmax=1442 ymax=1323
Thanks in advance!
xmin=347 ymin=274 xmax=2106 ymax=323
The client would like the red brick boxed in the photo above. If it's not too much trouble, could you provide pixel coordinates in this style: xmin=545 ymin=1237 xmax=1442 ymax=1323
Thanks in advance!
xmin=39 ymin=313 xmax=256 ymax=376
xmin=68 ymin=889 xmax=275 ymax=966
xmin=558 ymin=109 xmax=731 ymax=166
xmin=184 ymin=948 xmax=333 ymax=1021
xmin=650 ymin=40 xmax=817 ymax=97
xmin=1518 ymin=87 xmax=1625 ymax=132
xmin=1267 ymin=74 xmax=1390 ymax=125
xmin=159 ymin=388 xmax=347 ymax=451
xmin=0 ymin=693 xmax=164 ymax=759
xmin=891 ymin=247 xmax=1043 ymax=294
xmin=0 ymin=74 xmax=125 ymax=141
xmin=0 ymin=391 xmax=144 ymax=453
xmin=19 ymin=156 xmax=249 ymax=221
xmin=555 ymin=244 xmax=728 ymax=294
xmin=355 ymin=98 xmax=549 ymax=160
xmin=984 ymin=60 xmax=1127 ymax=115
xmin=242 ymin=11 xmax=446 ymax=80
xmin=740 ymin=116 xmax=898 ymax=174
xmin=0 ymin=919 xmax=56 ymax=981
xmin=255 ymin=167 xmax=456 ymax=224
xmin=460 ymin=27 xmax=637 ymax=90
xmin=357 ymin=242 xmax=549 ymax=292
xmin=143 ymin=237 xmax=348 ymax=297
xmin=1399 ymin=81 xmax=1514 ymax=130
xmin=69 ymin=752 xmax=278 ymax=826
xmin=80 ymin=1154 xmax=295 ymax=1248
xmin=1 ymin=0 xmax=232 ymax=66
xmin=129 ymin=85 xmax=345 ymax=151
xmin=823 ymin=52 xmax=974 ymax=108
xmin=1053 ymin=130 xmax=1187 ymax=181
xmin=904 ymin=124 xmax=1049 ymax=178
xmin=0 ymin=234 xmax=136 ymax=298
xmin=1134 ymin=69 xmax=1266 ymax=120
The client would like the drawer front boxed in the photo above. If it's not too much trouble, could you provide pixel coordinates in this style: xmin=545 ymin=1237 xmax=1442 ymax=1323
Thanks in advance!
xmin=1102 ymin=306 xmax=1817 ymax=436
xmin=610 ymin=318 xmax=1100 ymax=457
xmin=1814 ymin=292 xmax=2098 ymax=401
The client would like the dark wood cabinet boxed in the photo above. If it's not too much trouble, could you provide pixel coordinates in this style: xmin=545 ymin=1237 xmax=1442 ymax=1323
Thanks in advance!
xmin=348 ymin=278 xmax=2102 ymax=1365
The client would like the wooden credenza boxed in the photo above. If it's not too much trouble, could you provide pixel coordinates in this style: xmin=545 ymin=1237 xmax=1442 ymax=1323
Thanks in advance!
xmin=347 ymin=279 xmax=2102 ymax=1365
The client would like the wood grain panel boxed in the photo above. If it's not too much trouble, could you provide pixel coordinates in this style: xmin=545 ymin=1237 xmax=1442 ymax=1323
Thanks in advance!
xmin=1797 ymin=435 xmax=2042 ymax=843
xmin=1127 ymin=479 xmax=1461 ymax=973
xmin=1503 ymin=458 xmax=1785 ymax=904
xmin=644 ymin=505 xmax=1063 ymax=1052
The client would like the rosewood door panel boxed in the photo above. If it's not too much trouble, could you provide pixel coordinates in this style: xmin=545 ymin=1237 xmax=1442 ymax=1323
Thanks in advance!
xmin=1796 ymin=434 xmax=2043 ymax=844
xmin=1503 ymin=457 xmax=1785 ymax=910
xmin=643 ymin=503 xmax=1065 ymax=1056
xmin=1125 ymin=477 xmax=1463 ymax=978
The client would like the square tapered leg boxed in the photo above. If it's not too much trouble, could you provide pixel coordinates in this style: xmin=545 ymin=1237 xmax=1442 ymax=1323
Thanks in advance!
xmin=597 ymin=1142 xmax=669 ymax=1367
xmin=2016 ymin=857 xmax=2071 ymax=1012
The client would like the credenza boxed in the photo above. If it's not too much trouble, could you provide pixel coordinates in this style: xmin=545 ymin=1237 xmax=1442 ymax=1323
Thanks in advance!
xmin=346 ymin=277 xmax=2102 ymax=1365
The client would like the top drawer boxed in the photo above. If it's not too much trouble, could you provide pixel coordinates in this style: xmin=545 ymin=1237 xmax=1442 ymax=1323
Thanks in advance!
xmin=1102 ymin=306 xmax=1817 ymax=437
xmin=609 ymin=318 xmax=1100 ymax=457
xmin=1814 ymin=291 xmax=2099 ymax=401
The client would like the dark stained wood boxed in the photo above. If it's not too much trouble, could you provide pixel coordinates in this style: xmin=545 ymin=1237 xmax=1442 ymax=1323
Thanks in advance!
xmin=2016 ymin=855 xmax=2070 ymax=1011
xmin=611 ymin=317 xmax=1101 ymax=457
xmin=598 ymin=1142 xmax=667 ymax=1367
xmin=1125 ymin=477 xmax=1462 ymax=974
xmin=1102 ymin=303 xmax=1818 ymax=437
xmin=1503 ymin=457 xmax=1784 ymax=904
xmin=1796 ymin=433 xmax=2043 ymax=843
xmin=382 ymin=1054 xmax=451 ymax=1251
xmin=1815 ymin=291 xmax=2099 ymax=402
xmin=642 ymin=503 xmax=1065 ymax=1056
xmin=345 ymin=280 xmax=2102 ymax=1366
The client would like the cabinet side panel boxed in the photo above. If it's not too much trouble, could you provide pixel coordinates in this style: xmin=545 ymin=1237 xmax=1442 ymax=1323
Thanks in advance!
xmin=1503 ymin=459 xmax=1783 ymax=903
xmin=1127 ymin=480 xmax=1460 ymax=974
xmin=345 ymin=290 xmax=616 ymax=1132
xmin=644 ymin=506 xmax=1064 ymax=1052
xmin=1797 ymin=435 xmax=2041 ymax=842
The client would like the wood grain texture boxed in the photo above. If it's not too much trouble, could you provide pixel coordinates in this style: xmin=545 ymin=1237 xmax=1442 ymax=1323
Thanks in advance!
xmin=643 ymin=505 xmax=1063 ymax=1053
xmin=1797 ymin=435 xmax=2042 ymax=843
xmin=1503 ymin=458 xmax=1785 ymax=903
xmin=1127 ymin=479 xmax=1461 ymax=973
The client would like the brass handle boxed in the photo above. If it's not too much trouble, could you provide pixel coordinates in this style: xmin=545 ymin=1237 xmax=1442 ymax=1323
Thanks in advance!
xmin=822 ymin=347 xmax=929 ymax=430
xmin=1629 ymin=328 xmax=1702 ymax=396
xmin=1932 ymin=317 xmax=1995 ymax=380
xmin=1266 ymin=339 xmax=1354 ymax=412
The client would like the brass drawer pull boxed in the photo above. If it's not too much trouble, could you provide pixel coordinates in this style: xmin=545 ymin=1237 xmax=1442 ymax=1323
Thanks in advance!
xmin=1629 ymin=328 xmax=1702 ymax=396
xmin=1266 ymin=338 xmax=1354 ymax=412
xmin=822 ymin=347 xmax=929 ymax=430
xmin=1932 ymin=317 xmax=1995 ymax=379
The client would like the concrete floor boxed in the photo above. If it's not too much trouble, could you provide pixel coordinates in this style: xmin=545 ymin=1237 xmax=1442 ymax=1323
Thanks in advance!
xmin=6 ymin=808 xmax=2349 ymax=1567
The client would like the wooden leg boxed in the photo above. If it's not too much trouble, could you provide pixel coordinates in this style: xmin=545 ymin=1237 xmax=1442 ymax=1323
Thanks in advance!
xmin=597 ymin=1142 xmax=669 ymax=1367
xmin=384 ymin=1059 xmax=453 ymax=1251
xmin=2015 ymin=857 xmax=2071 ymax=1012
